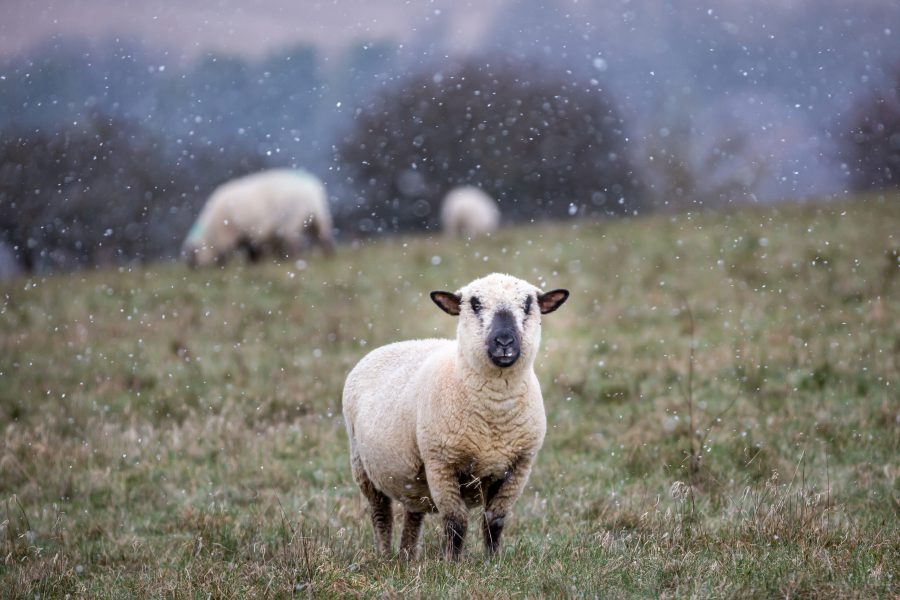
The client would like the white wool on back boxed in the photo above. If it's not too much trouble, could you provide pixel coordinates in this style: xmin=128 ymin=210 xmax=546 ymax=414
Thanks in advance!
xmin=183 ymin=169 xmax=332 ymax=265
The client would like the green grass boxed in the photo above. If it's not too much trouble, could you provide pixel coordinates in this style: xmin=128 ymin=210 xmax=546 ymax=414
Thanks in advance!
xmin=2 ymin=197 xmax=899 ymax=598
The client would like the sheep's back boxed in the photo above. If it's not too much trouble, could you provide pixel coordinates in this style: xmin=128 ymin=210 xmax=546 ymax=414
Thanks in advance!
xmin=207 ymin=170 xmax=327 ymax=239
xmin=441 ymin=188 xmax=500 ymax=233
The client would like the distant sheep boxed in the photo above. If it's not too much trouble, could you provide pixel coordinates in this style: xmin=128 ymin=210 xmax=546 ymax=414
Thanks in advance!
xmin=441 ymin=186 xmax=500 ymax=237
xmin=342 ymin=273 xmax=569 ymax=559
xmin=181 ymin=169 xmax=334 ymax=267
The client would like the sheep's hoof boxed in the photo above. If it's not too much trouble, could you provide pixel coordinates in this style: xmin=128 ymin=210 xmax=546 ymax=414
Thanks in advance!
xmin=443 ymin=515 xmax=466 ymax=559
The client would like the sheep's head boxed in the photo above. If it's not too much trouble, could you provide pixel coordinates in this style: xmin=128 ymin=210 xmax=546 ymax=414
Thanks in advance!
xmin=431 ymin=273 xmax=568 ymax=373
xmin=181 ymin=241 xmax=216 ymax=268
xmin=181 ymin=224 xmax=215 ymax=268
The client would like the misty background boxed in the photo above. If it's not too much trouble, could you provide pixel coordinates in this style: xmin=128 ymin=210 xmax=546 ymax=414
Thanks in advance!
xmin=1 ymin=0 xmax=899 ymax=273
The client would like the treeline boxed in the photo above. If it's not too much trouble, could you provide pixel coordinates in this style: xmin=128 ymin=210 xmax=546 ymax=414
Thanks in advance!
xmin=1 ymin=55 xmax=899 ymax=274
xmin=1 ymin=58 xmax=645 ymax=272
xmin=336 ymin=60 xmax=644 ymax=233
xmin=0 ymin=115 xmax=264 ymax=272
xmin=842 ymin=68 xmax=900 ymax=191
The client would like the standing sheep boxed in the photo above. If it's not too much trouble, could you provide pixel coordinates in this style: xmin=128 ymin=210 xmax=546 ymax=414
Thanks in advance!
xmin=342 ymin=273 xmax=569 ymax=559
xmin=181 ymin=169 xmax=334 ymax=267
xmin=440 ymin=186 xmax=501 ymax=237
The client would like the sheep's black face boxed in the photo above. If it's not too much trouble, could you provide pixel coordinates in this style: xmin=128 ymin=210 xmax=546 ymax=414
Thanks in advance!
xmin=431 ymin=274 xmax=569 ymax=373
xmin=486 ymin=309 xmax=520 ymax=367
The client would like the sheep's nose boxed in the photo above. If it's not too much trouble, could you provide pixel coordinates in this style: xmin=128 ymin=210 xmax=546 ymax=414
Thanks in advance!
xmin=494 ymin=332 xmax=514 ymax=347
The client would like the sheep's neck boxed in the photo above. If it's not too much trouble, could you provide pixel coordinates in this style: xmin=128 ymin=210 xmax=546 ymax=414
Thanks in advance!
xmin=455 ymin=357 xmax=530 ymax=402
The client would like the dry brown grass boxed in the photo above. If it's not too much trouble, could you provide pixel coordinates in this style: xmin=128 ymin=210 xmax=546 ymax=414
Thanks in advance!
xmin=2 ymin=197 xmax=899 ymax=597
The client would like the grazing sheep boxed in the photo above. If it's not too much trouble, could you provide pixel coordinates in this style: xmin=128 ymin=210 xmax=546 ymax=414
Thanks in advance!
xmin=181 ymin=169 xmax=334 ymax=267
xmin=441 ymin=186 xmax=500 ymax=237
xmin=342 ymin=273 xmax=569 ymax=559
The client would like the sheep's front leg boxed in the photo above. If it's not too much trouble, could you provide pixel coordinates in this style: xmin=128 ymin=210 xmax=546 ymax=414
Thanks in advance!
xmin=482 ymin=456 xmax=535 ymax=556
xmin=424 ymin=461 xmax=469 ymax=559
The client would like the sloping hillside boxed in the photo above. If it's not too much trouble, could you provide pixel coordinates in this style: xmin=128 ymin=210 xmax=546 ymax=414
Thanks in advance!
xmin=1 ymin=198 xmax=898 ymax=596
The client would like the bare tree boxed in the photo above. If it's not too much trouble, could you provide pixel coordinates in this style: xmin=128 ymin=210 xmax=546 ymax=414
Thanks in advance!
xmin=336 ymin=59 xmax=643 ymax=234
xmin=0 ymin=113 xmax=264 ymax=272
xmin=843 ymin=64 xmax=900 ymax=191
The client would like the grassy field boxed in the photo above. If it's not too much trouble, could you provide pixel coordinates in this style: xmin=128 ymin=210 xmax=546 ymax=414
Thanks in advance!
xmin=1 ymin=197 xmax=899 ymax=598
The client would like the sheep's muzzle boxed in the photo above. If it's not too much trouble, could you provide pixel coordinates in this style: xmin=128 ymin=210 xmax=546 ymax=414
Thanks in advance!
xmin=486 ymin=309 xmax=520 ymax=368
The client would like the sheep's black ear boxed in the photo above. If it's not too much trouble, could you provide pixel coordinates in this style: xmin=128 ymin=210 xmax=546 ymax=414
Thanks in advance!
xmin=431 ymin=291 xmax=462 ymax=316
xmin=538 ymin=289 xmax=569 ymax=314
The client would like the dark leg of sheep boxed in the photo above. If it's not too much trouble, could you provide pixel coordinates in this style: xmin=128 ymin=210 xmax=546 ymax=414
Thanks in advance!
xmin=366 ymin=488 xmax=393 ymax=555
xmin=351 ymin=456 xmax=393 ymax=554
xmin=481 ymin=478 xmax=506 ymax=555
xmin=319 ymin=233 xmax=335 ymax=257
xmin=302 ymin=218 xmax=332 ymax=257
xmin=237 ymin=237 xmax=263 ymax=263
xmin=399 ymin=510 xmax=425 ymax=560
xmin=269 ymin=236 xmax=288 ymax=261
xmin=424 ymin=461 xmax=469 ymax=559
xmin=481 ymin=456 xmax=535 ymax=557
xmin=443 ymin=513 xmax=467 ymax=559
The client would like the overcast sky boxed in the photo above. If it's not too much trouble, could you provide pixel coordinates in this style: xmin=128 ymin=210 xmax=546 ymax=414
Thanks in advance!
xmin=4 ymin=0 xmax=899 ymax=202
xmin=0 ymin=0 xmax=508 ymax=62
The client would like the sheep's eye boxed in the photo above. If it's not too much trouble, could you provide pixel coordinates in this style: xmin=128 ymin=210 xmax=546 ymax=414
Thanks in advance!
xmin=523 ymin=295 xmax=534 ymax=315
xmin=470 ymin=297 xmax=482 ymax=314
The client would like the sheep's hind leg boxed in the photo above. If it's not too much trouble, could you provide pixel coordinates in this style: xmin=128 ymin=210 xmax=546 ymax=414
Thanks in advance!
xmin=367 ymin=488 xmax=393 ymax=555
xmin=352 ymin=458 xmax=393 ymax=554
xmin=399 ymin=509 xmax=425 ymax=561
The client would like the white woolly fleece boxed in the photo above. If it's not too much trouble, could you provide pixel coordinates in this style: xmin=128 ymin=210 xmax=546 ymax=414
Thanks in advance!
xmin=440 ymin=186 xmax=500 ymax=237
xmin=182 ymin=169 xmax=333 ymax=265
xmin=342 ymin=273 xmax=554 ymax=513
